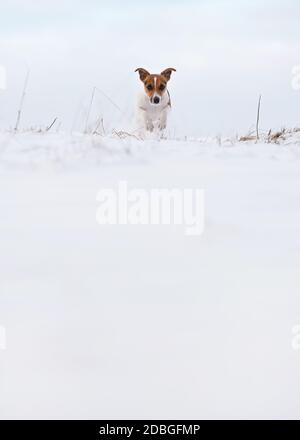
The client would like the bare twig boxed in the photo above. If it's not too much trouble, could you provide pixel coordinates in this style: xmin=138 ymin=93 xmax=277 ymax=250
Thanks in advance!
xmin=92 ymin=117 xmax=105 ymax=135
xmin=112 ymin=129 xmax=142 ymax=141
xmin=84 ymin=86 xmax=96 ymax=134
xmin=256 ymin=94 xmax=262 ymax=142
xmin=101 ymin=118 xmax=106 ymax=135
xmin=95 ymin=87 xmax=125 ymax=115
xmin=14 ymin=69 xmax=30 ymax=131
xmin=46 ymin=117 xmax=58 ymax=132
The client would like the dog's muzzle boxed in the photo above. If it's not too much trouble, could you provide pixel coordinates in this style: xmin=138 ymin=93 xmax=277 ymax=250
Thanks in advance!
xmin=150 ymin=94 xmax=161 ymax=105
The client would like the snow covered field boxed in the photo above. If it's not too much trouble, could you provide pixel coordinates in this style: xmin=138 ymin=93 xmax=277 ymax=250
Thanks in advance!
xmin=1 ymin=131 xmax=300 ymax=419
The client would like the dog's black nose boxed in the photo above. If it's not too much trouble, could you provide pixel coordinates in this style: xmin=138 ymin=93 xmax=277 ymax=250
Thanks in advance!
xmin=153 ymin=96 xmax=160 ymax=104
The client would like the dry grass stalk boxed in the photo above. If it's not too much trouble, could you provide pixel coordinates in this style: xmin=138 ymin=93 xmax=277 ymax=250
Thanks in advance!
xmin=256 ymin=94 xmax=262 ymax=142
xmin=46 ymin=117 xmax=58 ymax=132
xmin=14 ymin=69 xmax=30 ymax=132
xmin=268 ymin=129 xmax=286 ymax=143
xmin=112 ymin=129 xmax=142 ymax=140
xmin=85 ymin=86 xmax=96 ymax=134
xmin=239 ymin=135 xmax=257 ymax=142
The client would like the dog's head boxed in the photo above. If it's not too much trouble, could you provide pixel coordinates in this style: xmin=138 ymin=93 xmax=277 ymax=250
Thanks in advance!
xmin=135 ymin=68 xmax=176 ymax=105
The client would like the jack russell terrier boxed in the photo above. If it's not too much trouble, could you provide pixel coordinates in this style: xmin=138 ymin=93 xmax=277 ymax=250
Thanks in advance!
xmin=135 ymin=67 xmax=176 ymax=133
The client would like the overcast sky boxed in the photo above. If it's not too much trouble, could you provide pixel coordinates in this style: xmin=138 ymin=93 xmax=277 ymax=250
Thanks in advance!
xmin=0 ymin=0 xmax=299 ymax=136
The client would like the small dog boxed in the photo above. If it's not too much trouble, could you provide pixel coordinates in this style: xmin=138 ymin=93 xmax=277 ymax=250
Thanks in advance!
xmin=135 ymin=67 xmax=176 ymax=133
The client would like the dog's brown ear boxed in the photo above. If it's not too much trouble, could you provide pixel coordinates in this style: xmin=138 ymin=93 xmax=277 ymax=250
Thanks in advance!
xmin=135 ymin=68 xmax=150 ymax=82
xmin=161 ymin=68 xmax=176 ymax=81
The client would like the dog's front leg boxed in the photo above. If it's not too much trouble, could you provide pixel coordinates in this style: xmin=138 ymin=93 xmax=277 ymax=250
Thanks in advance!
xmin=141 ymin=109 xmax=154 ymax=132
xmin=136 ymin=110 xmax=153 ymax=134
xmin=146 ymin=118 xmax=154 ymax=132
xmin=158 ymin=109 xmax=168 ymax=131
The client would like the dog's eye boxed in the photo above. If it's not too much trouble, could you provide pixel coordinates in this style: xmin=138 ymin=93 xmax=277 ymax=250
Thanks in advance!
xmin=159 ymin=84 xmax=166 ymax=91
xmin=147 ymin=84 xmax=153 ymax=91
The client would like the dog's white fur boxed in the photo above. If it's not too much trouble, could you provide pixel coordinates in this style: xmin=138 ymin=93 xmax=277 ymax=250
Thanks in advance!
xmin=136 ymin=89 xmax=170 ymax=133
xmin=135 ymin=68 xmax=176 ymax=134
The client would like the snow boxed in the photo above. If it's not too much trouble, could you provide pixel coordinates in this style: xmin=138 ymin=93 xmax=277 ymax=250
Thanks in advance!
xmin=1 ymin=130 xmax=300 ymax=419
